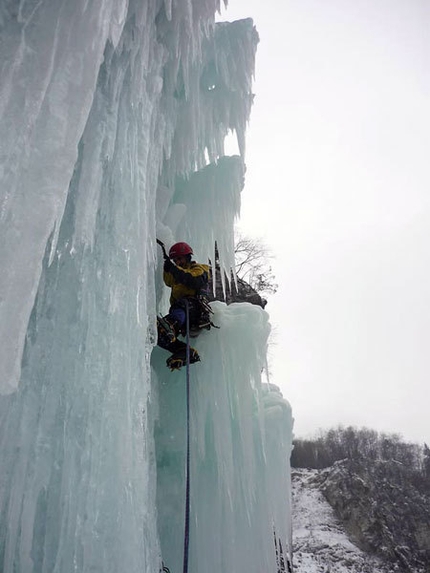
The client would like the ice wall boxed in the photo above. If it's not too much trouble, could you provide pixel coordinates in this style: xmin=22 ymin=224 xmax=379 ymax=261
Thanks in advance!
xmin=0 ymin=1 xmax=256 ymax=396
xmin=0 ymin=1 xmax=292 ymax=572
xmin=0 ymin=0 xmax=130 ymax=395
xmin=153 ymin=302 xmax=293 ymax=573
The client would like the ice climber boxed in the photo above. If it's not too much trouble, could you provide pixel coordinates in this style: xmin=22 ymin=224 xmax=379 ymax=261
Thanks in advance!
xmin=157 ymin=241 xmax=212 ymax=370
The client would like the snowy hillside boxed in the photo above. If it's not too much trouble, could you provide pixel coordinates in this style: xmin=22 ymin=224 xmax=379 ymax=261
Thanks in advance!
xmin=292 ymin=468 xmax=389 ymax=573
xmin=292 ymin=428 xmax=430 ymax=572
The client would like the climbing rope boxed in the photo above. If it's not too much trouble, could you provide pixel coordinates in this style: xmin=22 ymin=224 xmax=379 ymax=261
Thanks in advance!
xmin=182 ymin=299 xmax=191 ymax=573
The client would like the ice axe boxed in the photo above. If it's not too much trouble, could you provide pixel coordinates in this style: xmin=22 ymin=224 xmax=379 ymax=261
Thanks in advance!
xmin=156 ymin=238 xmax=169 ymax=260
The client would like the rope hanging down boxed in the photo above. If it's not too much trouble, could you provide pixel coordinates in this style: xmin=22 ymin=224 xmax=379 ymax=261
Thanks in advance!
xmin=182 ymin=300 xmax=191 ymax=573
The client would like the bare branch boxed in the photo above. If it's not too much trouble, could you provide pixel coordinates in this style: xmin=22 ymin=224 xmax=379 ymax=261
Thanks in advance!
xmin=234 ymin=232 xmax=277 ymax=295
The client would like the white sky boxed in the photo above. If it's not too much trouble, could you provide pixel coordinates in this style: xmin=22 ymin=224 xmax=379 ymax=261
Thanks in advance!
xmin=218 ymin=0 xmax=430 ymax=444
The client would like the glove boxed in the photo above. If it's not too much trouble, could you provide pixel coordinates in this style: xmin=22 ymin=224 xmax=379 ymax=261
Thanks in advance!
xmin=164 ymin=258 xmax=175 ymax=273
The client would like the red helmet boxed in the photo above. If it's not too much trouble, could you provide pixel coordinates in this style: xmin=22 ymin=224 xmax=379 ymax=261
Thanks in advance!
xmin=169 ymin=242 xmax=193 ymax=258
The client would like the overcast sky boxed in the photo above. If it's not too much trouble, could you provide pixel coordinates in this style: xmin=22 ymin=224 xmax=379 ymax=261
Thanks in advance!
xmin=219 ymin=0 xmax=430 ymax=444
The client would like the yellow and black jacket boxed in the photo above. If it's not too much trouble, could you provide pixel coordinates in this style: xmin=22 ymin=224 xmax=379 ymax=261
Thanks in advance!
xmin=163 ymin=259 xmax=210 ymax=305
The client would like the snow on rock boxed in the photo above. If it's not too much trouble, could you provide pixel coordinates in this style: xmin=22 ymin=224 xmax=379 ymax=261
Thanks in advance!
xmin=292 ymin=468 xmax=391 ymax=573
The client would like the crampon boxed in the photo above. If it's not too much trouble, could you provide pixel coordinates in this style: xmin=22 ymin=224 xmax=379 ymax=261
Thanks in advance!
xmin=166 ymin=347 xmax=200 ymax=371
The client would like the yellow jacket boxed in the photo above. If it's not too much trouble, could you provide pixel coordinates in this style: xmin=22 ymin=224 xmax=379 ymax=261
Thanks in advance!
xmin=163 ymin=260 xmax=210 ymax=305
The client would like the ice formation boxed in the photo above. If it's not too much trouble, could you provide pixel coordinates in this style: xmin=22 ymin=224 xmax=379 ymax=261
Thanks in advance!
xmin=153 ymin=303 xmax=293 ymax=573
xmin=0 ymin=2 xmax=293 ymax=572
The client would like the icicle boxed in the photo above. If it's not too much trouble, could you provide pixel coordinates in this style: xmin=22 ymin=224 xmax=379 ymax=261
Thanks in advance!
xmin=171 ymin=155 xmax=244 ymax=279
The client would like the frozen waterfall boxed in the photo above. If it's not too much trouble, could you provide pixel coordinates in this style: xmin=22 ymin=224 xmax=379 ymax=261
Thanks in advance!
xmin=0 ymin=1 xmax=293 ymax=572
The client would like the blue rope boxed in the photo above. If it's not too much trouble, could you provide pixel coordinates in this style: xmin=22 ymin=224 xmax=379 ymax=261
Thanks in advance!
xmin=182 ymin=300 xmax=191 ymax=573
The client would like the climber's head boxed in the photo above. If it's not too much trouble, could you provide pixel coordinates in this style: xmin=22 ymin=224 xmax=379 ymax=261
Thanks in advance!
xmin=169 ymin=242 xmax=193 ymax=266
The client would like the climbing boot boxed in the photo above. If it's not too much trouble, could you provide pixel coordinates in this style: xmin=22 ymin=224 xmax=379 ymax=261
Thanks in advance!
xmin=157 ymin=316 xmax=181 ymax=349
xmin=166 ymin=347 xmax=200 ymax=371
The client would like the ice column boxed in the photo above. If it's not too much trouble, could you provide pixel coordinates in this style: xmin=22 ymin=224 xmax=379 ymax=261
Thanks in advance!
xmin=153 ymin=302 xmax=294 ymax=573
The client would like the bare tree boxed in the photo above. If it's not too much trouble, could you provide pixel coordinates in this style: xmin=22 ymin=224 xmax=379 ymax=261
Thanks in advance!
xmin=234 ymin=233 xmax=278 ymax=296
